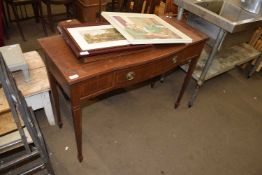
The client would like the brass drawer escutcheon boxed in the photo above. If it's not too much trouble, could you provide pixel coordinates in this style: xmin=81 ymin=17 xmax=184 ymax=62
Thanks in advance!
xmin=172 ymin=56 xmax=178 ymax=64
xmin=126 ymin=71 xmax=135 ymax=81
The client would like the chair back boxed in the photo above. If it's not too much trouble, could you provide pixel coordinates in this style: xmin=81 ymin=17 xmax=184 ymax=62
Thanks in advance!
xmin=121 ymin=0 xmax=158 ymax=14
xmin=249 ymin=27 xmax=262 ymax=52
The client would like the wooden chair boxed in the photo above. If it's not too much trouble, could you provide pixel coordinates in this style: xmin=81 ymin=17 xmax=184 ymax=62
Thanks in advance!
xmin=38 ymin=0 xmax=74 ymax=33
xmin=164 ymin=0 xmax=178 ymax=15
xmin=4 ymin=0 xmax=41 ymax=41
xmin=120 ymin=0 xmax=158 ymax=14
xmin=105 ymin=0 xmax=120 ymax=11
xmin=248 ymin=27 xmax=262 ymax=77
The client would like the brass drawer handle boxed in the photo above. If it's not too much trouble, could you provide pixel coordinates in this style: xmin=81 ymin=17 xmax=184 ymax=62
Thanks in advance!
xmin=126 ymin=71 xmax=135 ymax=81
xmin=172 ymin=56 xmax=178 ymax=64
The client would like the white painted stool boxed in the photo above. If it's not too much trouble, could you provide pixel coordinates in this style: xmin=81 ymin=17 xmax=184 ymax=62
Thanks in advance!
xmin=13 ymin=51 xmax=55 ymax=125
xmin=0 ymin=44 xmax=30 ymax=82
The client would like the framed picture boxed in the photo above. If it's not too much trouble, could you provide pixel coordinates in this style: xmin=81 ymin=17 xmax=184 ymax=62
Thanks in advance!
xmin=101 ymin=12 xmax=192 ymax=44
xmin=66 ymin=25 xmax=130 ymax=52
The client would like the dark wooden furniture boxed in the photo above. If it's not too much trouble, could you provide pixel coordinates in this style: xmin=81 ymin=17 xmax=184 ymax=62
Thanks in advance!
xmin=38 ymin=0 xmax=74 ymax=33
xmin=4 ymin=0 xmax=41 ymax=41
xmin=39 ymin=17 xmax=208 ymax=162
xmin=0 ymin=0 xmax=4 ymax=46
xmin=165 ymin=0 xmax=178 ymax=14
xmin=120 ymin=0 xmax=158 ymax=13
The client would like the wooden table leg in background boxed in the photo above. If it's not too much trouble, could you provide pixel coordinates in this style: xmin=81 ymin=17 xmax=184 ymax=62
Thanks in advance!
xmin=175 ymin=57 xmax=199 ymax=108
xmin=47 ymin=71 xmax=63 ymax=128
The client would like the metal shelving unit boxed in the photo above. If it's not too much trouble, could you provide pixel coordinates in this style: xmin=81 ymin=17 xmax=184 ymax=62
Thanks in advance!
xmin=174 ymin=0 xmax=261 ymax=106
xmin=181 ymin=42 xmax=260 ymax=81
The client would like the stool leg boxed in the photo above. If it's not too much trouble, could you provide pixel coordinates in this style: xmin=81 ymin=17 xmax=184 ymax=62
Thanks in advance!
xmin=22 ymin=68 xmax=30 ymax=82
xmin=12 ymin=5 xmax=26 ymax=41
xmin=43 ymin=92 xmax=55 ymax=126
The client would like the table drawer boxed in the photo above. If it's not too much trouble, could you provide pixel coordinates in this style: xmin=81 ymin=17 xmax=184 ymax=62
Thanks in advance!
xmin=115 ymin=52 xmax=183 ymax=87
xmin=181 ymin=43 xmax=203 ymax=63
xmin=159 ymin=44 xmax=203 ymax=72
xmin=158 ymin=52 xmax=185 ymax=72
xmin=79 ymin=73 xmax=114 ymax=98
xmin=115 ymin=62 xmax=159 ymax=87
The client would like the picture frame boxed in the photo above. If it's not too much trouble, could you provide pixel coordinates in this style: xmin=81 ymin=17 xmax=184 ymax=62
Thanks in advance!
xmin=101 ymin=12 xmax=192 ymax=44
xmin=66 ymin=24 xmax=130 ymax=54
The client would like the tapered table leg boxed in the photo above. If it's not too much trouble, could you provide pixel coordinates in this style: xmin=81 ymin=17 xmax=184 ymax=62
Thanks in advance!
xmin=175 ymin=58 xmax=198 ymax=108
xmin=72 ymin=105 xmax=83 ymax=162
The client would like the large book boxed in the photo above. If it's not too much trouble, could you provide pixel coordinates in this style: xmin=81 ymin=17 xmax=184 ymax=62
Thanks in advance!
xmin=59 ymin=22 xmax=150 ymax=59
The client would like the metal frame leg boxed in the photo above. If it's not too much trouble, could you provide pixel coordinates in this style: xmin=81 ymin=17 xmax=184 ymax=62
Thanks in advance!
xmin=176 ymin=0 xmax=185 ymax=21
xmin=188 ymin=28 xmax=227 ymax=107
xmin=177 ymin=7 xmax=184 ymax=20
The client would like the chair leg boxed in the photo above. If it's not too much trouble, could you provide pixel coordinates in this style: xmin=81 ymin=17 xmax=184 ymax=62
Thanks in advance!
xmin=46 ymin=3 xmax=55 ymax=33
xmin=4 ymin=1 xmax=11 ymax=22
xmin=32 ymin=2 xmax=39 ymax=23
xmin=3 ymin=20 xmax=9 ymax=40
xmin=11 ymin=5 xmax=26 ymax=41
xmin=2 ymin=1 xmax=9 ymax=27
xmin=248 ymin=54 xmax=262 ymax=78
xmin=66 ymin=3 xmax=75 ymax=18
xmin=65 ymin=4 xmax=70 ymax=18
xmin=2 ymin=1 xmax=9 ymax=39
xmin=38 ymin=1 xmax=48 ymax=36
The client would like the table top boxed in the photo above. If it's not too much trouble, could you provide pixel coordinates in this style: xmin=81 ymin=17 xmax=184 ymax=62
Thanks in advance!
xmin=39 ymin=17 xmax=208 ymax=85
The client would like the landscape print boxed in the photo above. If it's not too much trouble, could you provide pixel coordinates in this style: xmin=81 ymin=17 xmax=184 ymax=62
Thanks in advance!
xmin=67 ymin=25 xmax=129 ymax=51
xmin=112 ymin=16 xmax=182 ymax=40
xmin=80 ymin=28 xmax=125 ymax=44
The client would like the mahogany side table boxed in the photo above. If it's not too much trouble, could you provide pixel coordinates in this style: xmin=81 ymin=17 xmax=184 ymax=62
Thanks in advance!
xmin=39 ymin=17 xmax=208 ymax=162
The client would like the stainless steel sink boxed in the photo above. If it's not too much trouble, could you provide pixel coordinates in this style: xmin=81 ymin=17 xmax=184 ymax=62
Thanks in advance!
xmin=195 ymin=1 xmax=223 ymax=15
xmin=196 ymin=0 xmax=255 ymax=22
xmin=179 ymin=0 xmax=262 ymax=33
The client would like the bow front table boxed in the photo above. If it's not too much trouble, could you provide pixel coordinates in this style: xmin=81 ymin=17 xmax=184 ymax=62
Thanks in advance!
xmin=38 ymin=17 xmax=208 ymax=162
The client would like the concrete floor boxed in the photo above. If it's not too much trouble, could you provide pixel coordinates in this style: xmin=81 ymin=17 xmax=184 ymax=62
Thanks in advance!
xmin=3 ymin=18 xmax=262 ymax=175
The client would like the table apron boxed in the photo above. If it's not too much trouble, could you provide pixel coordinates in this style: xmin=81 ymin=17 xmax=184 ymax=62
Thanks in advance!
xmin=75 ymin=45 xmax=202 ymax=102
